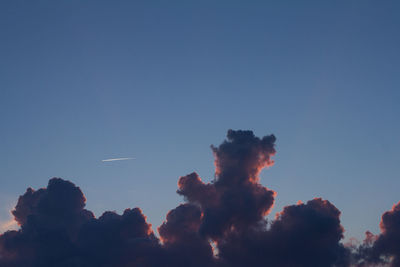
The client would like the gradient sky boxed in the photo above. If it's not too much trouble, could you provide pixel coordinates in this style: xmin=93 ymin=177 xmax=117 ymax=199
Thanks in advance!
xmin=1 ymin=1 xmax=399 ymax=241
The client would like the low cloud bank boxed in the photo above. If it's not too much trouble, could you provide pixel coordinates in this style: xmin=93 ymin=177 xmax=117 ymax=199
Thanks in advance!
xmin=0 ymin=130 xmax=397 ymax=266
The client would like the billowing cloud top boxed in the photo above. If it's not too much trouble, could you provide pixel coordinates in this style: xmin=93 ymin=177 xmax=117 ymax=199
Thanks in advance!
xmin=0 ymin=130 xmax=397 ymax=266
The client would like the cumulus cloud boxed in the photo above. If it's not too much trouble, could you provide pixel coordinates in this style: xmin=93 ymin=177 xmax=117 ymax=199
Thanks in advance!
xmin=178 ymin=130 xmax=276 ymax=240
xmin=217 ymin=198 xmax=351 ymax=267
xmin=0 ymin=129 xmax=398 ymax=266
xmin=354 ymin=202 xmax=400 ymax=267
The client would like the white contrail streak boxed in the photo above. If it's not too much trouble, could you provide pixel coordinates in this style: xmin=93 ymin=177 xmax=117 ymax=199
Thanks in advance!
xmin=101 ymin=157 xmax=135 ymax=162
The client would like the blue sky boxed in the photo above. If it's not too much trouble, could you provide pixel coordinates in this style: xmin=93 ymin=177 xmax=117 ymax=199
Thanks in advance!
xmin=1 ymin=1 xmax=399 ymax=241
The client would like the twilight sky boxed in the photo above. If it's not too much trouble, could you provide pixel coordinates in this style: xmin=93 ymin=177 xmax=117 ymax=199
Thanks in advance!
xmin=1 ymin=1 xmax=399 ymax=242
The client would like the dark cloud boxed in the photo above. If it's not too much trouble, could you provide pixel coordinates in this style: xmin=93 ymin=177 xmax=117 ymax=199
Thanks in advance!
xmin=178 ymin=130 xmax=276 ymax=239
xmin=211 ymin=129 xmax=276 ymax=184
xmin=158 ymin=204 xmax=216 ymax=267
xmin=218 ymin=198 xmax=351 ymax=267
xmin=355 ymin=202 xmax=400 ymax=266
xmin=0 ymin=178 xmax=94 ymax=267
xmin=76 ymin=208 xmax=163 ymax=267
xmin=0 ymin=129 xmax=398 ymax=267
xmin=0 ymin=178 xmax=162 ymax=267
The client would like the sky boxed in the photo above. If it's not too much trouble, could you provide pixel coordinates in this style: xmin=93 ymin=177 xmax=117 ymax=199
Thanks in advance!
xmin=1 ymin=0 xmax=399 ymax=243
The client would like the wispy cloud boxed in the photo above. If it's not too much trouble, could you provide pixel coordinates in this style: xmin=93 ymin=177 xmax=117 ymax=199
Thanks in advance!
xmin=101 ymin=157 xmax=135 ymax=162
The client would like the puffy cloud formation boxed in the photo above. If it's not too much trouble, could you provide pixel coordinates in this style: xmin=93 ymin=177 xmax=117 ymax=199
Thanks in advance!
xmin=0 ymin=178 xmax=162 ymax=267
xmin=218 ymin=198 xmax=350 ymax=267
xmin=0 ymin=129 xmax=398 ymax=266
xmin=177 ymin=130 xmax=277 ymax=239
xmin=158 ymin=204 xmax=216 ymax=267
xmin=0 ymin=178 xmax=95 ymax=266
xmin=355 ymin=202 xmax=400 ymax=266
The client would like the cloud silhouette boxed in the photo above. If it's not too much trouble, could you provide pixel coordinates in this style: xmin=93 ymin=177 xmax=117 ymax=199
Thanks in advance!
xmin=355 ymin=202 xmax=400 ymax=267
xmin=217 ymin=198 xmax=351 ymax=267
xmin=178 ymin=130 xmax=276 ymax=240
xmin=0 ymin=130 xmax=398 ymax=266
xmin=0 ymin=178 xmax=94 ymax=266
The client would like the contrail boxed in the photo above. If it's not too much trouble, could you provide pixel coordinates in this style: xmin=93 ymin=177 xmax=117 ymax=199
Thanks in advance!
xmin=101 ymin=157 xmax=135 ymax=162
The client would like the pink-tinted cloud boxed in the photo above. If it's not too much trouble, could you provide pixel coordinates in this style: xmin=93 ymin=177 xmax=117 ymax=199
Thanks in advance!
xmin=0 ymin=129 xmax=398 ymax=267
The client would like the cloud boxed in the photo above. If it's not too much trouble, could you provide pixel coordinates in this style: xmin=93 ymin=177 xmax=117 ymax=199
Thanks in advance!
xmin=355 ymin=202 xmax=400 ymax=266
xmin=158 ymin=204 xmax=216 ymax=267
xmin=217 ymin=198 xmax=351 ymax=267
xmin=0 ymin=129 xmax=398 ymax=266
xmin=0 ymin=218 xmax=17 ymax=234
xmin=177 ymin=130 xmax=276 ymax=239
xmin=0 ymin=200 xmax=19 ymax=234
